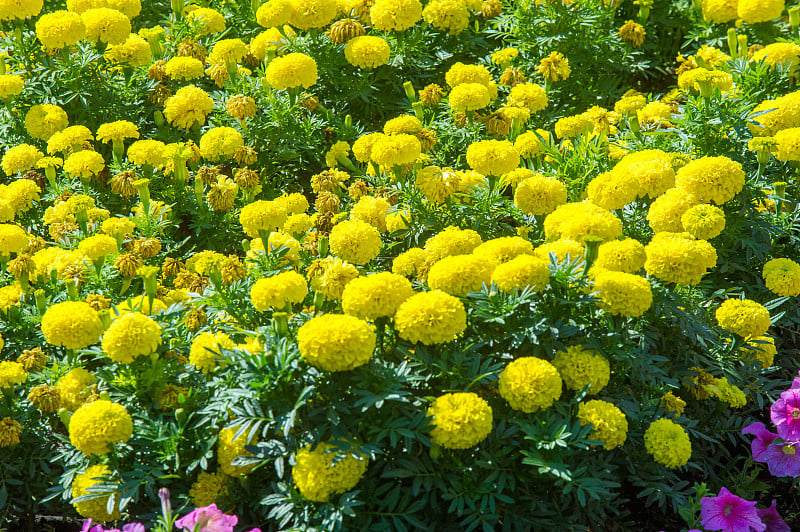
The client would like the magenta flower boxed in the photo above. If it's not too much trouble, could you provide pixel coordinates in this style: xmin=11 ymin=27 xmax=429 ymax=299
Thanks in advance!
xmin=175 ymin=504 xmax=238 ymax=532
xmin=742 ymin=422 xmax=778 ymax=462
xmin=757 ymin=500 xmax=790 ymax=532
xmin=791 ymin=371 xmax=800 ymax=390
xmin=700 ymin=487 xmax=766 ymax=532
xmin=762 ymin=442 xmax=800 ymax=477
xmin=770 ymin=388 xmax=800 ymax=441
xmin=81 ymin=521 xmax=104 ymax=532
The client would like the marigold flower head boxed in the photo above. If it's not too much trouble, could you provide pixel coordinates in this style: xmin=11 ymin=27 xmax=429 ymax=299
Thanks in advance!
xmin=618 ymin=20 xmax=645 ymax=47
xmin=55 ymin=367 xmax=96 ymax=411
xmin=751 ymin=42 xmax=800 ymax=73
xmin=309 ymin=256 xmax=359 ymax=299
xmin=424 ymin=226 xmax=482 ymax=262
xmin=190 ymin=332 xmax=235 ymax=373
xmin=427 ymin=254 xmax=493 ymax=296
xmin=163 ymin=85 xmax=214 ymax=130
xmin=445 ymin=62 xmax=492 ymax=88
xmin=499 ymin=357 xmax=561 ymax=412
xmin=265 ymin=52 xmax=318 ymax=90
xmin=2 ymin=144 xmax=43 ymax=176
xmin=716 ymin=299 xmax=771 ymax=338
xmin=69 ymin=400 xmax=133 ymax=455
xmin=42 ymin=301 xmax=103 ymax=350
xmin=428 ymin=392 xmax=493 ymax=449
xmin=0 ymin=360 xmax=26 ymax=389
xmin=72 ymin=465 xmax=120 ymax=522
xmin=681 ymin=204 xmax=725 ymax=240
xmin=762 ymin=258 xmax=800 ymax=297
xmin=394 ymin=289 xmax=466 ymax=345
xmin=298 ymin=313 xmax=375 ymax=371
xmin=647 ymin=187 xmax=700 ymax=233
xmin=81 ymin=7 xmax=131 ymax=44
xmin=344 ymin=35 xmax=391 ymax=69
xmin=577 ymin=399 xmax=628 ymax=450
xmin=507 ymin=82 xmax=548 ymax=113
xmin=490 ymin=254 xmax=550 ymax=293
xmin=675 ymin=156 xmax=744 ymax=205
xmin=251 ymin=271 xmax=308 ymax=311
xmin=104 ymin=33 xmax=150 ymax=66
xmin=329 ymin=219 xmax=382 ymax=265
xmin=370 ymin=0 xmax=422 ymax=30
xmin=0 ymin=74 xmax=23 ymax=100
xmin=552 ymin=346 xmax=610 ymax=395
xmin=644 ymin=418 xmax=691 ymax=468
xmin=25 ymin=104 xmax=68 ymax=141
xmin=544 ymin=202 xmax=622 ymax=243
xmin=644 ymin=232 xmax=717 ymax=285
xmin=293 ymin=442 xmax=369 ymax=501
xmin=257 ymin=0 xmax=293 ymax=27
xmin=200 ymin=127 xmax=244 ymax=162
xmin=702 ymin=0 xmax=738 ymax=22
xmin=422 ymin=0 xmax=469 ymax=34
xmin=370 ymin=133 xmax=421 ymax=167
xmin=217 ymin=425 xmax=258 ymax=477
xmin=466 ymin=139 xmax=519 ymax=176
xmin=537 ymin=51 xmax=571 ymax=82
xmin=448 ymin=83 xmax=491 ymax=112
xmin=36 ymin=10 xmax=86 ymax=49
xmin=189 ymin=471 xmax=229 ymax=507
xmin=102 ymin=312 xmax=161 ymax=363
xmin=586 ymin=170 xmax=640 ymax=211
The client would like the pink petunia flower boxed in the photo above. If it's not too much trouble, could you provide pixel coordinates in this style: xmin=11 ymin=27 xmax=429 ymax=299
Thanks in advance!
xmin=770 ymin=388 xmax=800 ymax=441
xmin=762 ymin=442 xmax=800 ymax=478
xmin=700 ymin=487 xmax=766 ymax=532
xmin=175 ymin=504 xmax=238 ymax=532
xmin=757 ymin=500 xmax=790 ymax=532
xmin=742 ymin=422 xmax=778 ymax=462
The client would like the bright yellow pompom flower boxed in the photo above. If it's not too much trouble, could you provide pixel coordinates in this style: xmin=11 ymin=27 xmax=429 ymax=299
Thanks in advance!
xmin=69 ymin=400 xmax=133 ymax=455
xmin=644 ymin=418 xmax=691 ymax=468
xmin=41 ymin=301 xmax=104 ymax=350
xmin=101 ymin=312 xmax=161 ymax=363
xmin=250 ymin=271 xmax=308 ymax=311
xmin=427 ymin=392 xmax=493 ymax=449
xmin=297 ymin=314 xmax=375 ymax=371
xmin=498 ymin=357 xmax=562 ymax=413
xmin=394 ymin=290 xmax=466 ymax=345
xmin=265 ymin=53 xmax=318 ymax=90
xmin=293 ymin=442 xmax=369 ymax=501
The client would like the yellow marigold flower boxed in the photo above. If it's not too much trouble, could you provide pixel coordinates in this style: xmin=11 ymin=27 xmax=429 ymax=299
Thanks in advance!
xmin=762 ymin=258 xmax=800 ymax=297
xmin=63 ymin=150 xmax=105 ymax=178
xmin=217 ymin=425 xmax=258 ymax=477
xmin=2 ymin=144 xmax=43 ymax=176
xmin=104 ymin=33 xmax=150 ymax=66
xmin=309 ymin=256 xmax=359 ymax=299
xmin=577 ymin=399 xmax=628 ymax=450
xmin=107 ymin=0 xmax=140 ymax=18
xmin=717 ymin=299 xmax=771 ymax=338
xmin=164 ymin=56 xmax=204 ymax=80
xmin=586 ymin=170 xmax=640 ymax=211
xmin=637 ymin=101 xmax=672 ymax=127
xmin=448 ymin=83 xmax=491 ymax=112
xmin=101 ymin=217 xmax=135 ymax=237
xmin=0 ymin=361 xmax=26 ymax=389
xmin=208 ymin=38 xmax=247 ymax=65
xmin=422 ymin=0 xmax=469 ymax=34
xmin=298 ymin=313 xmax=375 ymax=371
xmin=415 ymin=166 xmax=460 ymax=204
xmin=370 ymin=0 xmax=422 ymax=30
xmin=702 ymin=0 xmax=738 ymax=23
xmin=265 ymin=52 xmax=318 ymax=90
xmin=370 ymin=133 xmax=421 ymax=167
xmin=257 ymin=0 xmax=292 ymax=27
xmin=772 ymin=127 xmax=800 ymax=162
xmin=163 ymin=85 xmax=214 ymax=130
xmin=251 ymin=27 xmax=294 ymax=60
xmin=96 ymin=120 xmax=138 ymax=143
xmin=351 ymin=132 xmax=386 ymax=162
xmin=55 ymin=367 xmax=96 ymax=411
xmin=615 ymin=93 xmax=646 ymax=115
xmin=392 ymin=247 xmax=428 ymax=277
xmin=544 ymin=202 xmax=622 ymax=243
xmin=537 ymin=51 xmax=571 ymax=82
xmin=81 ymin=7 xmax=131 ymax=44
xmin=0 ymin=0 xmax=42 ymax=20
xmin=383 ymin=116 xmax=421 ymax=136
xmin=77 ymin=234 xmax=117 ymax=262
xmin=741 ymin=335 xmax=777 ymax=368
xmin=647 ymin=188 xmax=700 ymax=233
xmin=748 ymin=90 xmax=800 ymax=136
xmin=288 ymin=0 xmax=337 ymax=28
xmin=675 ymin=156 xmax=744 ymax=205
xmin=0 ymin=417 xmax=23 ymax=447
xmin=325 ymin=141 xmax=350 ymax=168
xmin=491 ymin=254 xmax=550 ymax=293
xmin=427 ymin=254 xmax=493 ymax=296
xmin=644 ymin=232 xmax=717 ymax=285
xmin=189 ymin=332 xmax=234 ymax=373
xmin=424 ymin=226 xmax=482 ymax=262
xmin=101 ymin=312 xmax=161 ymax=363
xmin=72 ymin=465 xmax=121 ymax=522
xmin=226 ymin=94 xmax=257 ymax=120
xmin=681 ymin=204 xmax=725 ymax=240
xmin=498 ymin=357 xmax=561 ymax=412
xmin=239 ymin=200 xmax=288 ymax=238
xmin=590 ymin=269 xmax=652 ymax=317
xmin=329 ymin=219 xmax=382 ymax=265
xmin=344 ymin=35 xmax=391 ymax=69
xmin=275 ymin=192 xmax=309 ymax=215
xmin=613 ymin=149 xmax=675 ymax=199
xmin=69 ymin=400 xmax=133 ymax=455
xmin=491 ymin=47 xmax=518 ymax=68
xmin=618 ymin=20 xmax=645 ymax=47
xmin=445 ymin=62 xmax=492 ymax=88
xmin=0 ymin=74 xmax=23 ymax=99
xmin=428 ymin=392 xmax=493 ymax=449
xmin=713 ymin=376 xmax=746 ymax=407
xmin=466 ymin=139 xmax=519 ymax=176
xmin=553 ymin=346 xmax=610 ymax=395
xmin=0 ymin=285 xmax=21 ymax=310
xmin=661 ymin=391 xmax=686 ymax=416
xmin=25 ymin=104 xmax=68 ymax=141
xmin=17 ymin=348 xmax=47 ymax=372
xmin=128 ymin=139 xmax=165 ymax=167
xmin=190 ymin=471 xmax=229 ymax=507
xmin=418 ymin=83 xmax=445 ymax=106
xmin=515 ymin=129 xmax=550 ymax=158
xmin=199 ymin=127 xmax=244 ymax=162
xmin=186 ymin=7 xmax=226 ymax=36
xmin=36 ymin=10 xmax=86 ymax=49
xmin=644 ymin=418 xmax=691 ymax=468
xmin=394 ymin=289 xmax=466 ymax=344
xmin=350 ymin=196 xmax=391 ymax=232
xmin=507 ymin=83 xmax=548 ymax=113
xmin=340 ymin=272 xmax=413 ymax=320
xmin=751 ymin=42 xmax=800 ymax=73
xmin=293 ymin=442 xmax=369 ymax=501
xmin=595 ymin=238 xmax=645 ymax=273
xmin=473 ymin=236 xmax=533 ymax=264
xmin=42 ymin=301 xmax=103 ymax=350
xmin=251 ymin=271 xmax=308 ymax=311
xmin=554 ymin=114 xmax=593 ymax=139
